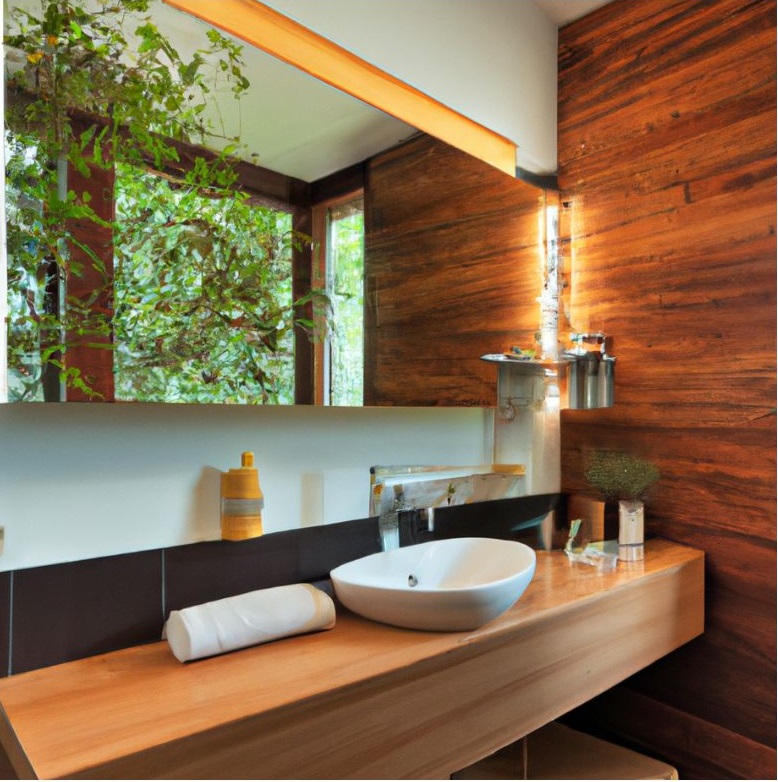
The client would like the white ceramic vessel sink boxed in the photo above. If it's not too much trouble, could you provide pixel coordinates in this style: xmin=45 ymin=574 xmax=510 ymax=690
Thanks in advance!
xmin=330 ymin=537 xmax=536 ymax=631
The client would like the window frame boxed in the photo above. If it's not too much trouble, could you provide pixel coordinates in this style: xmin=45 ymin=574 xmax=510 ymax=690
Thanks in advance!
xmin=311 ymin=188 xmax=365 ymax=406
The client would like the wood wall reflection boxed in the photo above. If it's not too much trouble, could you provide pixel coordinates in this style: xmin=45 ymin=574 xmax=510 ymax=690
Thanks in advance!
xmin=557 ymin=0 xmax=776 ymax=778
xmin=364 ymin=135 xmax=547 ymax=406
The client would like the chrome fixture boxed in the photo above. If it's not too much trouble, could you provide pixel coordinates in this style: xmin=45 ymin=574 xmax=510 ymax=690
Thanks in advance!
xmin=481 ymin=354 xmax=555 ymax=421
xmin=377 ymin=484 xmax=410 ymax=551
xmin=378 ymin=502 xmax=435 ymax=552
xmin=371 ymin=465 xmax=524 ymax=551
xmin=564 ymin=332 xmax=616 ymax=409
xmin=481 ymin=331 xmax=616 ymax=412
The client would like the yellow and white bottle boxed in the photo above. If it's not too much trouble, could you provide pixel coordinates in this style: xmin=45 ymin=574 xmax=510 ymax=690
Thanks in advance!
xmin=220 ymin=452 xmax=264 ymax=541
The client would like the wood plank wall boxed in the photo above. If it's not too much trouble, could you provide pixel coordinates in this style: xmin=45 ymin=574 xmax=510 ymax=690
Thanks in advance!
xmin=556 ymin=0 xmax=776 ymax=778
xmin=363 ymin=135 xmax=546 ymax=406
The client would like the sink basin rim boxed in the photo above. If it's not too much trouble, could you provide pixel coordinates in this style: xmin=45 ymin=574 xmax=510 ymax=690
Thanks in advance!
xmin=329 ymin=536 xmax=536 ymax=631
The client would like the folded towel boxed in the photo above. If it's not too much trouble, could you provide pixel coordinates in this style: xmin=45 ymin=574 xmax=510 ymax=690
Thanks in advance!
xmin=164 ymin=583 xmax=336 ymax=662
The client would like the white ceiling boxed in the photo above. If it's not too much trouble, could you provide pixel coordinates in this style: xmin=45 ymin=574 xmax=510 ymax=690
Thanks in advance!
xmin=151 ymin=0 xmax=615 ymax=182
xmin=150 ymin=1 xmax=416 ymax=182
xmin=531 ymin=0 xmax=614 ymax=26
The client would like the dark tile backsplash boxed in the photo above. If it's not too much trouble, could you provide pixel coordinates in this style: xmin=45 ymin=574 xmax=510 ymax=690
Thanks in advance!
xmin=428 ymin=492 xmax=560 ymax=547
xmin=164 ymin=518 xmax=377 ymax=611
xmin=3 ymin=516 xmax=380 ymax=677
xmin=1 ymin=495 xmax=557 ymax=677
xmin=164 ymin=532 xmax=300 ymax=612
xmin=12 ymin=550 xmax=163 ymax=675
xmin=296 ymin=518 xmax=379 ymax=580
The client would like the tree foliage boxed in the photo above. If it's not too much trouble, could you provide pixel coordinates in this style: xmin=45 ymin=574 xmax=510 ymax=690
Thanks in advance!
xmin=4 ymin=0 xmax=322 ymax=403
xmin=114 ymin=165 xmax=310 ymax=404
xmin=327 ymin=207 xmax=364 ymax=406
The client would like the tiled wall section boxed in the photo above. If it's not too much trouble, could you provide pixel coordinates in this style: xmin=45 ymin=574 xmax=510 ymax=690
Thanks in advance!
xmin=2 ymin=494 xmax=560 ymax=676
xmin=5 ymin=517 xmax=378 ymax=676
xmin=12 ymin=550 xmax=164 ymax=675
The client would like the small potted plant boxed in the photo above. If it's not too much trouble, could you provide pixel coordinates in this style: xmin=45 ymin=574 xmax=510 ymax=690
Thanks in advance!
xmin=584 ymin=450 xmax=660 ymax=562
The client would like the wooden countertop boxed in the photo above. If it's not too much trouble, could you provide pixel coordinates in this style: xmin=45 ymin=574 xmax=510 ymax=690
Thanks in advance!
xmin=0 ymin=539 xmax=704 ymax=780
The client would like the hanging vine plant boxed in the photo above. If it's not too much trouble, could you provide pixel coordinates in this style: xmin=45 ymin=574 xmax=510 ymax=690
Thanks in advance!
xmin=4 ymin=0 xmax=325 ymax=403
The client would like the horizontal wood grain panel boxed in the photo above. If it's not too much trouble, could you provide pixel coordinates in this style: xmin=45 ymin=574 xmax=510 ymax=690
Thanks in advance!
xmin=558 ymin=1 xmax=776 ymax=139
xmin=561 ymin=422 xmax=776 ymax=538
xmin=364 ymin=135 xmax=546 ymax=406
xmin=635 ymin=616 xmax=776 ymax=743
xmin=558 ymin=0 xmax=775 ymax=776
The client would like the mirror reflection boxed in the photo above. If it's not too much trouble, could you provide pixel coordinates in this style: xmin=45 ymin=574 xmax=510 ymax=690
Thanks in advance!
xmin=4 ymin=0 xmax=546 ymax=407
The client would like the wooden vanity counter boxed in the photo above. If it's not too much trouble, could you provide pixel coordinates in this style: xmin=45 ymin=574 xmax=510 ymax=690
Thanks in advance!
xmin=0 ymin=539 xmax=703 ymax=779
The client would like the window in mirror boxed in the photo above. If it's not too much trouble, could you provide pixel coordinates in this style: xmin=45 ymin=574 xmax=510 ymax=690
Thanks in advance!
xmin=314 ymin=194 xmax=364 ymax=406
xmin=5 ymin=130 xmax=322 ymax=405
xmin=113 ymin=163 xmax=299 ymax=404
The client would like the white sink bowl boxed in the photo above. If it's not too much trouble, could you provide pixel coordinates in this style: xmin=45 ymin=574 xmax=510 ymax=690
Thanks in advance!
xmin=330 ymin=537 xmax=536 ymax=631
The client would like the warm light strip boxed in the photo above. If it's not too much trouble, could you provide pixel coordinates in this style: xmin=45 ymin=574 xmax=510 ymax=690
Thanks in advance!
xmin=162 ymin=0 xmax=517 ymax=176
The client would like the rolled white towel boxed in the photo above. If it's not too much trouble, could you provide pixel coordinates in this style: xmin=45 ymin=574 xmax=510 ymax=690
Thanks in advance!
xmin=164 ymin=583 xmax=336 ymax=662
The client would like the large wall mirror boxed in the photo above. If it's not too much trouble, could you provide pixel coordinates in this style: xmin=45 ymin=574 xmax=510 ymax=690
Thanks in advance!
xmin=3 ymin=0 xmax=549 ymax=408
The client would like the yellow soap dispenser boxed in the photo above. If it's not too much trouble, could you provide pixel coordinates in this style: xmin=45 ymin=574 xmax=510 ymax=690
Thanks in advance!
xmin=220 ymin=451 xmax=264 ymax=541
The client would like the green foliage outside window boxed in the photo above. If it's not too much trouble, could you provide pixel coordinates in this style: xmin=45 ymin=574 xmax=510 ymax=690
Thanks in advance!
xmin=327 ymin=207 xmax=364 ymax=406
xmin=114 ymin=164 xmax=302 ymax=404
xmin=5 ymin=134 xmax=52 ymax=401
xmin=4 ymin=0 xmax=324 ymax=403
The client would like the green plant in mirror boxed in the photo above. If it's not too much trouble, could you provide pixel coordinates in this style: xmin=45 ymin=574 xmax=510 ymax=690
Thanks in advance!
xmin=114 ymin=164 xmax=327 ymax=404
xmin=326 ymin=204 xmax=364 ymax=406
xmin=584 ymin=450 xmax=660 ymax=501
xmin=5 ymin=0 xmax=324 ymax=403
